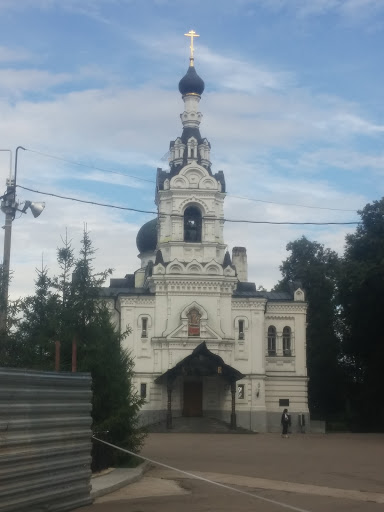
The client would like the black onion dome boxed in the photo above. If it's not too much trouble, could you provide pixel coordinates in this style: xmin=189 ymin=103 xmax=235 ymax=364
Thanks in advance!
xmin=178 ymin=65 xmax=205 ymax=96
xmin=136 ymin=218 xmax=158 ymax=253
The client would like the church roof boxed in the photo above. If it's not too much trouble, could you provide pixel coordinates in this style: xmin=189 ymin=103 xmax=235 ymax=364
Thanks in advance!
xmin=100 ymin=286 xmax=154 ymax=296
xmin=178 ymin=64 xmax=205 ymax=96
xmin=233 ymin=282 xmax=294 ymax=300
xmin=155 ymin=341 xmax=244 ymax=384
xmin=136 ymin=218 xmax=157 ymax=253
xmin=179 ymin=126 xmax=203 ymax=145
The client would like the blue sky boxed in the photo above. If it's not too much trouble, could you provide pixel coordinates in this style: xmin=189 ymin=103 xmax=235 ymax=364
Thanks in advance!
xmin=0 ymin=0 xmax=383 ymax=298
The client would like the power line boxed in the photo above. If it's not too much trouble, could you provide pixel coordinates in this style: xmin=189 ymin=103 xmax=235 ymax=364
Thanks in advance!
xmin=24 ymin=147 xmax=359 ymax=213
xmin=17 ymin=184 xmax=360 ymax=226
xmin=17 ymin=185 xmax=157 ymax=215
xmin=25 ymin=148 xmax=155 ymax=184
xmin=229 ymin=194 xmax=357 ymax=212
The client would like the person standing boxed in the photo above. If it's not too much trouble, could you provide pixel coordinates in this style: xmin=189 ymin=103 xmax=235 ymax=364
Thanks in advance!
xmin=281 ymin=408 xmax=290 ymax=438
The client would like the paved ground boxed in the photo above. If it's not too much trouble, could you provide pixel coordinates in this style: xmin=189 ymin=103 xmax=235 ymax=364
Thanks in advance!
xmin=77 ymin=432 xmax=384 ymax=512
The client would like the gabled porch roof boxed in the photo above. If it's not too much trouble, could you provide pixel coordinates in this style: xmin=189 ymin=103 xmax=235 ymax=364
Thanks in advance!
xmin=155 ymin=342 xmax=245 ymax=384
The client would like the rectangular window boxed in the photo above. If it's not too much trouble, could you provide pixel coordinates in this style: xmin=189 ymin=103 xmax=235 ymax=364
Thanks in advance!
xmin=141 ymin=318 xmax=148 ymax=338
xmin=283 ymin=327 xmax=291 ymax=356
xmin=279 ymin=398 xmax=289 ymax=407
xmin=140 ymin=383 xmax=147 ymax=399
xmin=268 ymin=338 xmax=276 ymax=355
xmin=237 ymin=384 xmax=245 ymax=399
xmin=238 ymin=320 xmax=244 ymax=340
xmin=267 ymin=326 xmax=276 ymax=355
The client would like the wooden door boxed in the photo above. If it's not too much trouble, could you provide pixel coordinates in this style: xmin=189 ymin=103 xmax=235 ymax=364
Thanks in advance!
xmin=183 ymin=381 xmax=203 ymax=417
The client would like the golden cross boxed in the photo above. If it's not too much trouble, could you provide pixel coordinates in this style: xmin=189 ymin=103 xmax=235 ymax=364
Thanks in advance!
xmin=184 ymin=30 xmax=200 ymax=62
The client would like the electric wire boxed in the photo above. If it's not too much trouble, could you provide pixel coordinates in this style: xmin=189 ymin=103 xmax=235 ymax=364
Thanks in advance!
xmin=229 ymin=194 xmax=357 ymax=212
xmin=23 ymin=147 xmax=359 ymax=213
xmin=17 ymin=184 xmax=360 ymax=225
xmin=25 ymin=148 xmax=155 ymax=184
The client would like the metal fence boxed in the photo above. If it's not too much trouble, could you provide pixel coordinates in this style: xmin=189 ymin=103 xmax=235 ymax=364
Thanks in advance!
xmin=0 ymin=367 xmax=93 ymax=512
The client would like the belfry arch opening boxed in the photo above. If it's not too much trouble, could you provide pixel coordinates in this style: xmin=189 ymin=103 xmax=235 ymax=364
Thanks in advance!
xmin=184 ymin=205 xmax=202 ymax=242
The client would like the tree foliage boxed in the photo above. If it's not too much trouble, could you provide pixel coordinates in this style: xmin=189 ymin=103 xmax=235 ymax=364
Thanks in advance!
xmin=5 ymin=227 xmax=145 ymax=461
xmin=274 ymin=236 xmax=344 ymax=418
xmin=275 ymin=199 xmax=384 ymax=431
xmin=338 ymin=199 xmax=384 ymax=429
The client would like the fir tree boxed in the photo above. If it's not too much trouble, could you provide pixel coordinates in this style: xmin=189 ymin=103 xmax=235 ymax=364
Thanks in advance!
xmin=12 ymin=227 xmax=145 ymax=463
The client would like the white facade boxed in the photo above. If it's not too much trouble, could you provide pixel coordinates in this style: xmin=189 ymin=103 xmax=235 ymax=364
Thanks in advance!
xmin=105 ymin=60 xmax=309 ymax=432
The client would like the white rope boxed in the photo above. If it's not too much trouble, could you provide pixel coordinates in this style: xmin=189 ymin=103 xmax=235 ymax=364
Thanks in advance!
xmin=93 ymin=436 xmax=312 ymax=512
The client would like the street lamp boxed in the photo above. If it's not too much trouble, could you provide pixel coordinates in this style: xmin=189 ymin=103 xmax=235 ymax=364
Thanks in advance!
xmin=0 ymin=146 xmax=45 ymax=331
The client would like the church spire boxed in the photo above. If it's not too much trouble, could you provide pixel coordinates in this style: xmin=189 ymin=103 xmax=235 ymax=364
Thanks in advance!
xmin=178 ymin=30 xmax=204 ymax=128
xmin=168 ymin=32 xmax=211 ymax=173
xmin=184 ymin=30 xmax=199 ymax=67
xmin=178 ymin=31 xmax=205 ymax=97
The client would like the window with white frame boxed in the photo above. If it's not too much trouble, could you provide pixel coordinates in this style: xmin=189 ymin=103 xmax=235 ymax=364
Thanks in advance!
xmin=268 ymin=326 xmax=276 ymax=355
xmin=237 ymin=384 xmax=245 ymax=399
xmin=283 ymin=326 xmax=291 ymax=356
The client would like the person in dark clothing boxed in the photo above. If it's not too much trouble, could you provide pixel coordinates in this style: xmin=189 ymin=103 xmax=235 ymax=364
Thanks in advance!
xmin=281 ymin=408 xmax=290 ymax=438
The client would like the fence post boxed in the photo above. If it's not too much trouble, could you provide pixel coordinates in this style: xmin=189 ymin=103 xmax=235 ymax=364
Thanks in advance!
xmin=55 ymin=341 xmax=61 ymax=371
xmin=72 ymin=336 xmax=77 ymax=372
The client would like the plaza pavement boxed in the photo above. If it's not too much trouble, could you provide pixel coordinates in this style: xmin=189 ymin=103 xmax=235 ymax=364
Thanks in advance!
xmin=80 ymin=432 xmax=384 ymax=512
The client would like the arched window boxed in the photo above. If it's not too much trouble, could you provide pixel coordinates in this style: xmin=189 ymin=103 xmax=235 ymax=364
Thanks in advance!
xmin=184 ymin=206 xmax=202 ymax=243
xmin=188 ymin=308 xmax=201 ymax=337
xmin=268 ymin=326 xmax=276 ymax=356
xmin=283 ymin=326 xmax=291 ymax=356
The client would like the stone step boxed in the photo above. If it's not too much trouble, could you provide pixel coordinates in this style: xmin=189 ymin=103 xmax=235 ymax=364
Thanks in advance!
xmin=147 ymin=416 xmax=254 ymax=434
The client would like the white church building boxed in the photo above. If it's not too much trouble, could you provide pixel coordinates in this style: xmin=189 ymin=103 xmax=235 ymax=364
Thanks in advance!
xmin=104 ymin=37 xmax=309 ymax=432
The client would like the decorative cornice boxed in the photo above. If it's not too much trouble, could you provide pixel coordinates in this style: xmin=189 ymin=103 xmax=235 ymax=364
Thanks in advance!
xmin=155 ymin=283 xmax=236 ymax=296
xmin=265 ymin=315 xmax=295 ymax=321
xmin=119 ymin=297 xmax=156 ymax=307
xmin=266 ymin=304 xmax=307 ymax=314
xmin=265 ymin=375 xmax=308 ymax=381
xmin=152 ymin=338 xmax=235 ymax=349
xmin=232 ymin=300 xmax=266 ymax=310
xmin=151 ymin=277 xmax=237 ymax=290
xmin=159 ymin=189 xmax=225 ymax=199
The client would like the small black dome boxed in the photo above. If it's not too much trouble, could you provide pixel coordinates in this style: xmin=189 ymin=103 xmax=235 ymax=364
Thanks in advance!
xmin=136 ymin=218 xmax=157 ymax=253
xmin=179 ymin=65 xmax=205 ymax=96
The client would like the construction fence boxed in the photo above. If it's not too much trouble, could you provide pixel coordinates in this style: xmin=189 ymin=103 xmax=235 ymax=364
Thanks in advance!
xmin=0 ymin=367 xmax=93 ymax=512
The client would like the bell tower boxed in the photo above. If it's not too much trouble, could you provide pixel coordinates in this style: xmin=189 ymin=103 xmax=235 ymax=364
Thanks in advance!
xmin=155 ymin=32 xmax=227 ymax=265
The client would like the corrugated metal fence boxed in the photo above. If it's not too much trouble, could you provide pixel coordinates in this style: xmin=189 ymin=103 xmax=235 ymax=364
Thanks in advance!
xmin=0 ymin=368 xmax=93 ymax=512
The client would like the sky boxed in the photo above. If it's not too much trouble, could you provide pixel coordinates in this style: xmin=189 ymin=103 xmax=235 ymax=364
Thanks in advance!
xmin=0 ymin=0 xmax=383 ymax=299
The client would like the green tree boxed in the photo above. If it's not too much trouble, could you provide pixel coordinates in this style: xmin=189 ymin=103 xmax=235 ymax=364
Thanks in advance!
xmin=275 ymin=236 xmax=343 ymax=419
xmin=339 ymin=198 xmax=384 ymax=430
xmin=0 ymin=263 xmax=20 ymax=366
xmin=13 ymin=227 xmax=145 ymax=461
xmin=14 ymin=264 xmax=59 ymax=369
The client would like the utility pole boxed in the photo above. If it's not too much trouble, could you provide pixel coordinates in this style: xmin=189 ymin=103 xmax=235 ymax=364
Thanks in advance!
xmin=0 ymin=147 xmax=45 ymax=332
xmin=0 ymin=148 xmax=16 ymax=332
xmin=0 ymin=182 xmax=16 ymax=331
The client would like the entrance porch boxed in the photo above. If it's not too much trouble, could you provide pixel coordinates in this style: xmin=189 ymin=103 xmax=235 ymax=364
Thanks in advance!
xmin=155 ymin=342 xmax=245 ymax=429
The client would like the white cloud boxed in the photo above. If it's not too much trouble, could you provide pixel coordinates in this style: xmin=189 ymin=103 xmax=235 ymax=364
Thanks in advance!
xmin=0 ymin=46 xmax=31 ymax=63
xmin=296 ymin=148 xmax=384 ymax=173
xmin=0 ymin=69 xmax=72 ymax=97
xmin=6 ymin=182 xmax=143 ymax=300
xmin=0 ymin=36 xmax=378 ymax=300
xmin=240 ymin=0 xmax=384 ymax=22
xmin=198 ymin=47 xmax=294 ymax=93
